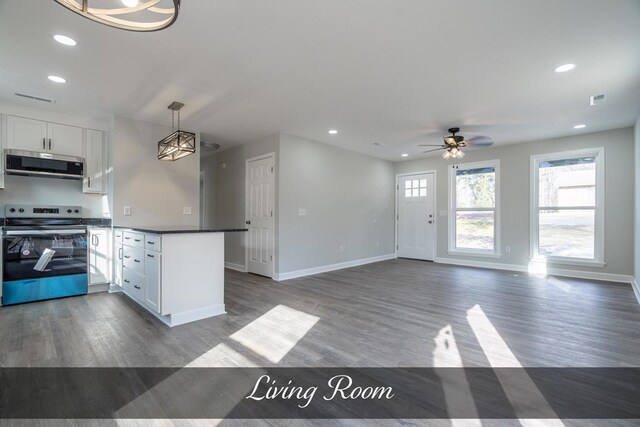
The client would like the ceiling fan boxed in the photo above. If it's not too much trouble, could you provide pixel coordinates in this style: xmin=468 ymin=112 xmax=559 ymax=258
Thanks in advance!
xmin=419 ymin=127 xmax=494 ymax=159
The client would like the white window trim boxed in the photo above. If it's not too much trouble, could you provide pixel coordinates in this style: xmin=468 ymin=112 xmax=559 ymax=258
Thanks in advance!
xmin=529 ymin=147 xmax=605 ymax=267
xmin=448 ymin=159 xmax=501 ymax=257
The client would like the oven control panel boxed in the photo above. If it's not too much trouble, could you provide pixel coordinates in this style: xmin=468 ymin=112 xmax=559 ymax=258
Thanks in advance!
xmin=5 ymin=205 xmax=83 ymax=218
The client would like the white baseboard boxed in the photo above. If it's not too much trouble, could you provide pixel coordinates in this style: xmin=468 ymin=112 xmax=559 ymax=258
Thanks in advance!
xmin=88 ymin=283 xmax=109 ymax=294
xmin=108 ymin=283 xmax=123 ymax=294
xmin=434 ymin=257 xmax=634 ymax=284
xmin=273 ymin=253 xmax=397 ymax=281
xmin=225 ymin=262 xmax=247 ymax=273
xmin=166 ymin=304 xmax=226 ymax=327
xmin=632 ymin=279 xmax=640 ymax=305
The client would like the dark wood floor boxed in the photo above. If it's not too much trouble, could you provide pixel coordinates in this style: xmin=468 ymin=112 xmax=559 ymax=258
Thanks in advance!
xmin=1 ymin=259 xmax=638 ymax=369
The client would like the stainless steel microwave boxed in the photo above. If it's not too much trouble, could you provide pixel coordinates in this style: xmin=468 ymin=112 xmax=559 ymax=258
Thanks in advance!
xmin=5 ymin=149 xmax=84 ymax=180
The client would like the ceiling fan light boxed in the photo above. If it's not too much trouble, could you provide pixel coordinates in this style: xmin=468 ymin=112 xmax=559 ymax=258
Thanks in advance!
xmin=442 ymin=151 xmax=451 ymax=159
xmin=54 ymin=0 xmax=180 ymax=32
xmin=457 ymin=150 xmax=465 ymax=159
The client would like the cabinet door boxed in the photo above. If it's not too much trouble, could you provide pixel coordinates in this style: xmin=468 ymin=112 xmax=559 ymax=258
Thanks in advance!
xmin=89 ymin=228 xmax=111 ymax=285
xmin=144 ymin=251 xmax=161 ymax=313
xmin=83 ymin=129 xmax=104 ymax=194
xmin=6 ymin=116 xmax=48 ymax=152
xmin=114 ymin=243 xmax=123 ymax=287
xmin=47 ymin=122 xmax=83 ymax=157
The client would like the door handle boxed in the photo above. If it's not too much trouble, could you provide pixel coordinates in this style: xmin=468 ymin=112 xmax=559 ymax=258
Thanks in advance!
xmin=428 ymin=220 xmax=433 ymax=224
xmin=42 ymin=138 xmax=46 ymax=150
xmin=48 ymin=138 xmax=52 ymax=150
xmin=245 ymin=220 xmax=251 ymax=225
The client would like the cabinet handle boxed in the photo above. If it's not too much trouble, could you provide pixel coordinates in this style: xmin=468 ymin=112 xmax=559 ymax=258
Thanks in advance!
xmin=134 ymin=285 xmax=141 ymax=290
xmin=147 ymin=254 xmax=155 ymax=258
xmin=134 ymin=239 xmax=141 ymax=242
xmin=124 ymin=255 xmax=131 ymax=259
xmin=95 ymin=235 xmax=100 ymax=245
xmin=42 ymin=138 xmax=46 ymax=150
xmin=125 ymin=237 xmax=131 ymax=240
xmin=134 ymin=259 xmax=141 ymax=263
xmin=147 ymin=241 xmax=154 ymax=245
xmin=48 ymin=138 xmax=52 ymax=150
xmin=88 ymin=176 xmax=91 ymax=188
xmin=118 ymin=247 xmax=123 ymax=259
xmin=124 ymin=279 xmax=130 ymax=283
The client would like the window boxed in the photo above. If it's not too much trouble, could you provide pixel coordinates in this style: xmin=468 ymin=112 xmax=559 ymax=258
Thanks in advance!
xmin=530 ymin=148 xmax=604 ymax=265
xmin=448 ymin=160 xmax=500 ymax=256
xmin=405 ymin=178 xmax=427 ymax=198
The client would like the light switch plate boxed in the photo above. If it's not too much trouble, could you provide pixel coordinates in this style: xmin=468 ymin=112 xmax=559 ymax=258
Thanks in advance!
xmin=183 ymin=207 xmax=192 ymax=215
xmin=123 ymin=206 xmax=131 ymax=216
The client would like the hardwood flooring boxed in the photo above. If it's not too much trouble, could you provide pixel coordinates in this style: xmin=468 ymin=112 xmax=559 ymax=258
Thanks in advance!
xmin=1 ymin=259 xmax=638 ymax=368
xmin=1 ymin=259 xmax=639 ymax=426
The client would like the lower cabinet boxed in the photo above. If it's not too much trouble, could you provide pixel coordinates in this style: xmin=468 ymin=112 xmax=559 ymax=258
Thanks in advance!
xmin=88 ymin=228 xmax=111 ymax=286
xmin=119 ymin=230 xmax=161 ymax=314
xmin=114 ymin=242 xmax=123 ymax=287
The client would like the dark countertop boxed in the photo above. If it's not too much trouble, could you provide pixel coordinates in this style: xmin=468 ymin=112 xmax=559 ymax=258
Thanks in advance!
xmin=114 ymin=226 xmax=248 ymax=235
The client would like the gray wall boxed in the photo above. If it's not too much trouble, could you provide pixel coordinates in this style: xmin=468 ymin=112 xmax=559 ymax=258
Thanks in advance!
xmin=200 ymin=134 xmax=279 ymax=267
xmin=395 ymin=127 xmax=635 ymax=276
xmin=112 ymin=116 xmax=200 ymax=227
xmin=635 ymin=115 xmax=640 ymax=286
xmin=278 ymin=133 xmax=396 ymax=274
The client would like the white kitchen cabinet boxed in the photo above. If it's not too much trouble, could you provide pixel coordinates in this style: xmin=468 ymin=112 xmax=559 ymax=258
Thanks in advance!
xmin=144 ymin=250 xmax=161 ymax=312
xmin=6 ymin=115 xmax=83 ymax=157
xmin=6 ymin=115 xmax=48 ymax=152
xmin=83 ymin=129 xmax=105 ymax=194
xmin=48 ymin=122 xmax=83 ymax=157
xmin=88 ymin=228 xmax=111 ymax=286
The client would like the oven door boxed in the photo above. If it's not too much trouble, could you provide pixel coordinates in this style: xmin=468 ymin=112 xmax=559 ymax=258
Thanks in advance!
xmin=2 ymin=229 xmax=88 ymax=282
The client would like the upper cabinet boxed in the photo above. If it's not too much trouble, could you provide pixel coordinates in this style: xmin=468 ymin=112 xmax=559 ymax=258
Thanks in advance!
xmin=83 ymin=129 xmax=105 ymax=194
xmin=6 ymin=115 xmax=83 ymax=158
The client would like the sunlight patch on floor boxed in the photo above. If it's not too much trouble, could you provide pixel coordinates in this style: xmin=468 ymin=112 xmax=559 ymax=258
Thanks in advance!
xmin=466 ymin=304 xmax=564 ymax=427
xmin=185 ymin=343 xmax=259 ymax=367
xmin=547 ymin=276 xmax=572 ymax=292
xmin=433 ymin=325 xmax=480 ymax=426
xmin=230 ymin=304 xmax=320 ymax=363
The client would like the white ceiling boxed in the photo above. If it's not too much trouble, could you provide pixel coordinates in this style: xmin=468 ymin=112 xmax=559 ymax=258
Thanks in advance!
xmin=0 ymin=0 xmax=639 ymax=160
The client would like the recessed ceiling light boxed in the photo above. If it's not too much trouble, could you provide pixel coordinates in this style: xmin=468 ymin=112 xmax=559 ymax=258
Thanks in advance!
xmin=53 ymin=34 xmax=76 ymax=46
xmin=554 ymin=63 xmax=576 ymax=73
xmin=47 ymin=75 xmax=66 ymax=83
xmin=573 ymin=124 xmax=587 ymax=129
xmin=401 ymin=153 xmax=409 ymax=157
xmin=121 ymin=0 xmax=140 ymax=7
xmin=328 ymin=129 xmax=338 ymax=135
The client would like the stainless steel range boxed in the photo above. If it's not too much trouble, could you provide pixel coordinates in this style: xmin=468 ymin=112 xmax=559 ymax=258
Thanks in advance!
xmin=2 ymin=205 xmax=88 ymax=305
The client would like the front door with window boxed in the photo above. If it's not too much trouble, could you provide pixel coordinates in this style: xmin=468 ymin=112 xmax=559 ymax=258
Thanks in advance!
xmin=397 ymin=173 xmax=435 ymax=260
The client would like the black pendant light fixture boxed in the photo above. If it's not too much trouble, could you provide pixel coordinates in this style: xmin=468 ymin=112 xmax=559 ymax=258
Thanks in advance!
xmin=54 ymin=0 xmax=180 ymax=32
xmin=157 ymin=101 xmax=196 ymax=161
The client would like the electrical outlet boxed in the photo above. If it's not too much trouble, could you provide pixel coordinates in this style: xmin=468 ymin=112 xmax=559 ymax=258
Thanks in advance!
xmin=505 ymin=246 xmax=511 ymax=253
xmin=183 ymin=207 xmax=192 ymax=215
xmin=123 ymin=206 xmax=131 ymax=216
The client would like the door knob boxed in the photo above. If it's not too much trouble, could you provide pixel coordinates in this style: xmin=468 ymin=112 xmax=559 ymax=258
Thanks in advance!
xmin=245 ymin=220 xmax=251 ymax=225
xmin=428 ymin=220 xmax=433 ymax=224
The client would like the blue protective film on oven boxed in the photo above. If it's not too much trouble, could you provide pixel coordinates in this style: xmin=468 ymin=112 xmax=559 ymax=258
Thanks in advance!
xmin=2 ymin=273 xmax=88 ymax=305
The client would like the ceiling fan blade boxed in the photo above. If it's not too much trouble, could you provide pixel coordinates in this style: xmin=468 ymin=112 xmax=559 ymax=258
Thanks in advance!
xmin=465 ymin=135 xmax=494 ymax=147
xmin=422 ymin=147 xmax=445 ymax=154
xmin=418 ymin=144 xmax=446 ymax=147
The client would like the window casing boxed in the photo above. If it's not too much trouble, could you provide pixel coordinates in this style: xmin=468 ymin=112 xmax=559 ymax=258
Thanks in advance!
xmin=448 ymin=160 xmax=500 ymax=257
xmin=530 ymin=148 xmax=605 ymax=266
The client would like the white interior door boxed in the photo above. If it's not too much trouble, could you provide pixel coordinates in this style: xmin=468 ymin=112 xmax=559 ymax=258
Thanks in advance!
xmin=397 ymin=173 xmax=435 ymax=260
xmin=246 ymin=154 xmax=275 ymax=277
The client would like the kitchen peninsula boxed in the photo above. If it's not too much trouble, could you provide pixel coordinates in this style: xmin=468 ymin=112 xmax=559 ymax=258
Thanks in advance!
xmin=113 ymin=226 xmax=246 ymax=327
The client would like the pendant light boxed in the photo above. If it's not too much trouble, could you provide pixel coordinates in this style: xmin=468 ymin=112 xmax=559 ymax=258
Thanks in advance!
xmin=54 ymin=0 xmax=180 ymax=32
xmin=157 ymin=101 xmax=196 ymax=161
